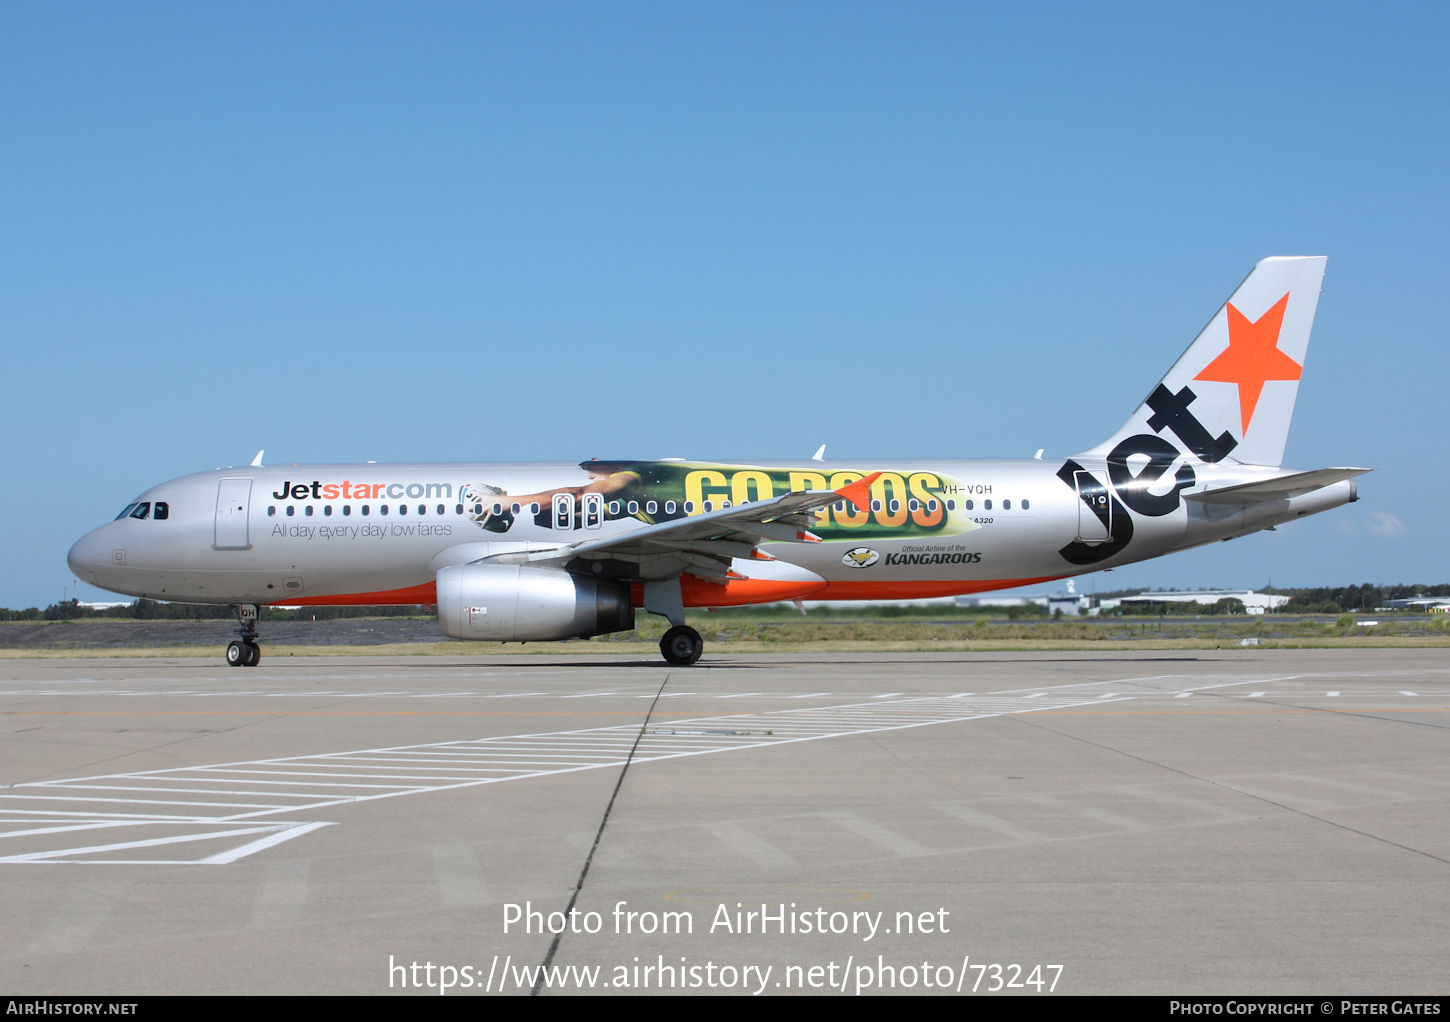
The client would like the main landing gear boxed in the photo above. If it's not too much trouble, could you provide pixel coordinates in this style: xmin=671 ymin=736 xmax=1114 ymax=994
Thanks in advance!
xmin=660 ymin=625 xmax=703 ymax=667
xmin=227 ymin=604 xmax=261 ymax=668
xmin=645 ymin=578 xmax=704 ymax=667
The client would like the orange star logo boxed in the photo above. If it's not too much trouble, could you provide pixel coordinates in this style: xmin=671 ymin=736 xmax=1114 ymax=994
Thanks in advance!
xmin=1193 ymin=293 xmax=1302 ymax=434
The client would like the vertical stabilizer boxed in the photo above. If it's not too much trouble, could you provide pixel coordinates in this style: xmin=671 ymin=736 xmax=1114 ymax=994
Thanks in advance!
xmin=1081 ymin=256 xmax=1327 ymax=467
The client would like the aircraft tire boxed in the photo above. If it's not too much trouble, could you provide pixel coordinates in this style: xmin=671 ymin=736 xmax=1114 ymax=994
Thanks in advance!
xmin=242 ymin=642 xmax=261 ymax=667
xmin=226 ymin=640 xmax=247 ymax=667
xmin=660 ymin=625 xmax=703 ymax=666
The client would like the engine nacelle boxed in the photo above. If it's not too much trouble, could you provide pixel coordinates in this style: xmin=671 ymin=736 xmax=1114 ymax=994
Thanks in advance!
xmin=436 ymin=564 xmax=634 ymax=641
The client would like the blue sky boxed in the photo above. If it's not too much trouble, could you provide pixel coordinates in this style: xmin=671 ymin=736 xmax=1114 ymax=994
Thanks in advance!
xmin=3 ymin=2 xmax=1446 ymax=607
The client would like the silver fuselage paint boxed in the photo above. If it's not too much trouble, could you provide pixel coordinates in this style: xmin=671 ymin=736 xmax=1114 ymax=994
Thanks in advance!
xmin=67 ymin=459 xmax=1353 ymax=606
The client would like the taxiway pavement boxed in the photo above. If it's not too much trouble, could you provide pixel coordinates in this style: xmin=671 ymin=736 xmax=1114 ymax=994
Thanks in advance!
xmin=3 ymin=649 xmax=1448 ymax=995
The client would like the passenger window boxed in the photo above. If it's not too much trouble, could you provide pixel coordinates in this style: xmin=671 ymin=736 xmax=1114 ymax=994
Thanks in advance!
xmin=115 ymin=503 xmax=139 ymax=520
xmin=381 ymin=505 xmax=389 ymax=515
xmin=529 ymin=503 xmax=540 ymax=515
xmin=268 ymin=506 xmax=277 ymax=517
xmin=153 ymin=502 xmax=169 ymax=520
xmin=343 ymin=505 xmax=352 ymax=516
xmin=455 ymin=504 xmax=463 ymax=515
xmin=908 ymin=499 xmax=919 ymax=512
xmin=584 ymin=492 xmax=603 ymax=529
xmin=946 ymin=499 xmax=955 ymax=511
xmin=665 ymin=500 xmax=676 ymax=514
xmin=437 ymin=504 xmax=445 ymax=515
xmin=362 ymin=505 xmax=370 ymax=516
xmin=129 ymin=502 xmax=150 ymax=520
xmin=609 ymin=501 xmax=621 ymax=515
xmin=305 ymin=505 xmax=314 ymax=516
xmin=418 ymin=505 xmax=426 ymax=515
xmin=703 ymin=501 xmax=713 ymax=512
xmin=286 ymin=506 xmax=295 ymax=517
xmin=1003 ymin=500 xmax=1011 ymax=510
xmin=984 ymin=499 xmax=993 ymax=511
xmin=398 ymin=504 xmax=407 ymax=515
xmin=927 ymin=499 xmax=938 ymax=513
xmin=888 ymin=499 xmax=900 ymax=513
xmin=324 ymin=505 xmax=333 ymax=516
xmin=965 ymin=500 xmax=974 ymax=511
xmin=1022 ymin=499 xmax=1030 ymax=510
xmin=626 ymin=500 xmax=639 ymax=514
xmin=834 ymin=502 xmax=845 ymax=513
xmin=511 ymin=503 xmax=522 ymax=515
xmin=646 ymin=500 xmax=657 ymax=514
xmin=870 ymin=499 xmax=882 ymax=512
xmin=684 ymin=501 xmax=695 ymax=513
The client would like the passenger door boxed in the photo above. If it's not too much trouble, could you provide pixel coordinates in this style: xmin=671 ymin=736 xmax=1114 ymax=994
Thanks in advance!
xmin=214 ymin=478 xmax=253 ymax=550
xmin=1074 ymin=470 xmax=1111 ymax=543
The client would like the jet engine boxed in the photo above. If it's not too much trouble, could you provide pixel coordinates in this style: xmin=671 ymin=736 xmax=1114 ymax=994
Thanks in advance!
xmin=436 ymin=564 xmax=634 ymax=641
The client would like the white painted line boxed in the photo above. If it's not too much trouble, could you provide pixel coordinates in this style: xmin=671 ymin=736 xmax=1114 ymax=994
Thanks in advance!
xmin=1249 ymin=692 xmax=1265 ymax=698
xmin=0 ymin=823 xmax=325 ymax=864
xmin=1174 ymin=692 xmax=1192 ymax=698
xmin=1024 ymin=693 xmax=1045 ymax=699
xmin=1 ymin=691 xmax=1134 ymax=865
xmin=1327 ymin=691 xmax=1340 ymax=697
xmin=202 ymin=823 xmax=334 ymax=865
xmin=1402 ymin=691 xmax=1419 ymax=696
xmin=789 ymin=692 xmax=833 ymax=699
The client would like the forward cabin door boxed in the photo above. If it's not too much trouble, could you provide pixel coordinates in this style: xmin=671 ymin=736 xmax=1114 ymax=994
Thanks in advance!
xmin=214 ymin=478 xmax=253 ymax=550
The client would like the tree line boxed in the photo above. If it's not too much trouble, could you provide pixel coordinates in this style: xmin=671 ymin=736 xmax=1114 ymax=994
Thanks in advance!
xmin=0 ymin=600 xmax=435 ymax=622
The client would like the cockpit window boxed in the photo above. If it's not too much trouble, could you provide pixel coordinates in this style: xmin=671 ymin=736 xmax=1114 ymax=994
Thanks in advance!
xmin=128 ymin=503 xmax=151 ymax=520
xmin=115 ymin=503 xmax=139 ymax=520
xmin=153 ymin=501 xmax=169 ymax=520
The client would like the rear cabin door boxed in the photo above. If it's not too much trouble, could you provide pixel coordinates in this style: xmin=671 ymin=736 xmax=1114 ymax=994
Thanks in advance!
xmin=1074 ymin=470 xmax=1111 ymax=543
xmin=214 ymin=478 xmax=253 ymax=549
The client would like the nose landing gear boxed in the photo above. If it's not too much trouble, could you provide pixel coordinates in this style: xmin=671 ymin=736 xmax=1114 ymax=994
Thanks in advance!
xmin=227 ymin=605 xmax=261 ymax=667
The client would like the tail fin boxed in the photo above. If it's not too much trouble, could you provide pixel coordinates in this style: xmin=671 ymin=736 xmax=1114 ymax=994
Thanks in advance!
xmin=1082 ymin=256 xmax=1327 ymax=467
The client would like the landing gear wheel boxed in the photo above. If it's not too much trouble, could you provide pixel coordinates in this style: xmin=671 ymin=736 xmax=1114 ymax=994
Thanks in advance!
xmin=242 ymin=642 xmax=261 ymax=667
xmin=226 ymin=640 xmax=247 ymax=667
xmin=660 ymin=625 xmax=704 ymax=666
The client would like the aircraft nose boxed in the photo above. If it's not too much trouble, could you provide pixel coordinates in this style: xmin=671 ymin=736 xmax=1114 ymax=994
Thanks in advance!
xmin=67 ymin=527 xmax=106 ymax=580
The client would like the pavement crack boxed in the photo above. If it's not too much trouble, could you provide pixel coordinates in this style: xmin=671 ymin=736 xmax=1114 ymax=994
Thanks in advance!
xmin=530 ymin=671 xmax=671 ymax=996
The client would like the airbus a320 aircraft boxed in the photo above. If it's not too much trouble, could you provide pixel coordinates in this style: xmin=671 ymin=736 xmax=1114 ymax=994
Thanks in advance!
xmin=69 ymin=257 xmax=1367 ymax=667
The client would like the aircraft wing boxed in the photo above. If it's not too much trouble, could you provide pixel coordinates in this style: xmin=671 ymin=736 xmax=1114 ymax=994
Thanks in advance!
xmin=478 ymin=473 xmax=882 ymax=582
xmin=1186 ymin=467 xmax=1372 ymax=505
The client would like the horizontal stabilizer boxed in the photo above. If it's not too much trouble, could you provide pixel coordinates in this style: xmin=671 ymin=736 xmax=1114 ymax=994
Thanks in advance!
xmin=1186 ymin=468 xmax=1371 ymax=505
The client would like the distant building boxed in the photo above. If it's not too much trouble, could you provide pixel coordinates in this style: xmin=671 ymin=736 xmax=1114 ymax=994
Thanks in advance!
xmin=956 ymin=596 xmax=1047 ymax=608
xmin=1381 ymin=597 xmax=1450 ymax=612
xmin=1101 ymin=590 xmax=1290 ymax=615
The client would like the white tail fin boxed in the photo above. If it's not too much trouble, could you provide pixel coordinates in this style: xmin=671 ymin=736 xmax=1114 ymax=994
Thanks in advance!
xmin=1082 ymin=256 xmax=1327 ymax=467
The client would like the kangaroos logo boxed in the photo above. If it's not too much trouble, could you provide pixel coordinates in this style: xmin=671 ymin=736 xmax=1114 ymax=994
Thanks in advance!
xmin=842 ymin=547 xmax=879 ymax=568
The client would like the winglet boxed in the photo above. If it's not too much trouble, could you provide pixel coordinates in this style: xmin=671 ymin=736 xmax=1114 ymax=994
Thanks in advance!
xmin=834 ymin=471 xmax=881 ymax=512
xmin=250 ymin=450 xmax=264 ymax=467
xmin=812 ymin=444 xmax=826 ymax=462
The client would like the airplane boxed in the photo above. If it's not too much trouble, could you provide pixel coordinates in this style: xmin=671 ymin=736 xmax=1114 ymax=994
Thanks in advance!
xmin=68 ymin=256 xmax=1368 ymax=668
